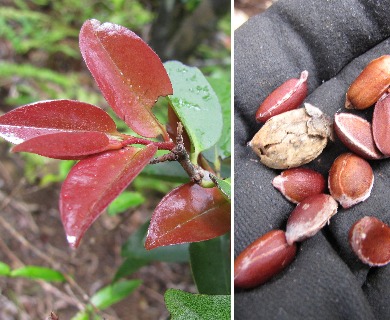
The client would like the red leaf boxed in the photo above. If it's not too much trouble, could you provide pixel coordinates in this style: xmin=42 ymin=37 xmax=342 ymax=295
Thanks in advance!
xmin=0 ymin=100 xmax=118 ymax=144
xmin=12 ymin=132 xmax=122 ymax=160
xmin=79 ymin=19 xmax=172 ymax=139
xmin=60 ymin=144 xmax=157 ymax=248
xmin=145 ymin=183 xmax=231 ymax=249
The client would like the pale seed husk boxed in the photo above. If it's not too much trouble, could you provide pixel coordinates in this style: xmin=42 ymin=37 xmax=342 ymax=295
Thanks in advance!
xmin=250 ymin=103 xmax=332 ymax=169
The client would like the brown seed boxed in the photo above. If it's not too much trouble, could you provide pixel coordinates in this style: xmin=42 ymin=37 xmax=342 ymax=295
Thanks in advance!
xmin=250 ymin=104 xmax=332 ymax=169
xmin=285 ymin=194 xmax=338 ymax=245
xmin=328 ymin=153 xmax=374 ymax=208
xmin=272 ymin=168 xmax=326 ymax=203
xmin=334 ymin=112 xmax=383 ymax=160
xmin=234 ymin=230 xmax=297 ymax=289
xmin=349 ymin=216 xmax=390 ymax=266
xmin=345 ymin=55 xmax=390 ymax=110
xmin=373 ymin=93 xmax=390 ymax=156
xmin=256 ymin=71 xmax=308 ymax=123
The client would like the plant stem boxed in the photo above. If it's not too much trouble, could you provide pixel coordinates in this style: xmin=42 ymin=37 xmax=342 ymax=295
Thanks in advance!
xmin=150 ymin=122 xmax=216 ymax=186
xmin=149 ymin=152 xmax=178 ymax=164
xmin=121 ymin=137 xmax=175 ymax=150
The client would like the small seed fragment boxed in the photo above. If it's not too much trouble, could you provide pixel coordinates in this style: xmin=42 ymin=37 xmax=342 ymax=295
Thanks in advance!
xmin=334 ymin=112 xmax=383 ymax=160
xmin=345 ymin=55 xmax=390 ymax=110
xmin=256 ymin=71 xmax=308 ymax=123
xmin=328 ymin=153 xmax=374 ymax=208
xmin=373 ymin=93 xmax=390 ymax=156
xmin=272 ymin=168 xmax=326 ymax=203
xmin=250 ymin=103 xmax=332 ymax=169
xmin=234 ymin=230 xmax=296 ymax=289
xmin=285 ymin=194 xmax=338 ymax=245
xmin=349 ymin=216 xmax=390 ymax=266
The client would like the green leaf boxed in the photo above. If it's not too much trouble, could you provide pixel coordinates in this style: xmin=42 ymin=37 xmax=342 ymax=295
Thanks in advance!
xmin=10 ymin=266 xmax=65 ymax=282
xmin=107 ymin=191 xmax=145 ymax=216
xmin=121 ymin=221 xmax=189 ymax=263
xmin=90 ymin=280 xmax=142 ymax=310
xmin=189 ymin=234 xmax=231 ymax=295
xmin=0 ymin=261 xmax=11 ymax=276
xmin=207 ymin=76 xmax=231 ymax=159
xmin=70 ymin=311 xmax=89 ymax=320
xmin=165 ymin=61 xmax=223 ymax=161
xmin=210 ymin=176 xmax=231 ymax=202
xmin=140 ymin=160 xmax=188 ymax=183
xmin=133 ymin=175 xmax=177 ymax=194
xmin=164 ymin=289 xmax=231 ymax=320
xmin=41 ymin=160 xmax=76 ymax=186
xmin=71 ymin=309 xmax=102 ymax=320
xmin=113 ymin=256 xmax=149 ymax=282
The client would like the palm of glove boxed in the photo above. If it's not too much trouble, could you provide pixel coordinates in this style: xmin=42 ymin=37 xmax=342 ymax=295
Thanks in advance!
xmin=234 ymin=1 xmax=390 ymax=319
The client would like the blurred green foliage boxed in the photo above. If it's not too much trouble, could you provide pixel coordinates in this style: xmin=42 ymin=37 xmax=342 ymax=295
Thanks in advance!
xmin=107 ymin=191 xmax=145 ymax=216
xmin=0 ymin=261 xmax=65 ymax=282
xmin=1 ymin=0 xmax=153 ymax=56
xmin=71 ymin=280 xmax=142 ymax=320
xmin=0 ymin=62 xmax=103 ymax=106
xmin=0 ymin=0 xmax=154 ymax=107
xmin=182 ymin=0 xmax=202 ymax=12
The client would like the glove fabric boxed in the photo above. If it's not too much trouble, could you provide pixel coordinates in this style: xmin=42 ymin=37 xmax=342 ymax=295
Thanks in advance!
xmin=234 ymin=1 xmax=390 ymax=319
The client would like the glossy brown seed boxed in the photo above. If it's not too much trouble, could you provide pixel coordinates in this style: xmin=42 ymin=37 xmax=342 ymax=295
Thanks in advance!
xmin=272 ymin=168 xmax=326 ymax=203
xmin=256 ymin=71 xmax=308 ymax=123
xmin=349 ymin=216 xmax=390 ymax=266
xmin=373 ymin=93 xmax=390 ymax=156
xmin=328 ymin=153 xmax=374 ymax=208
xmin=285 ymin=194 xmax=338 ymax=245
xmin=345 ymin=55 xmax=390 ymax=110
xmin=334 ymin=112 xmax=383 ymax=160
xmin=234 ymin=230 xmax=297 ymax=289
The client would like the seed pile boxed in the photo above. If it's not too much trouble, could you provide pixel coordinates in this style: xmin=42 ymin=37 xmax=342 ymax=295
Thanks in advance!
xmin=235 ymin=56 xmax=390 ymax=289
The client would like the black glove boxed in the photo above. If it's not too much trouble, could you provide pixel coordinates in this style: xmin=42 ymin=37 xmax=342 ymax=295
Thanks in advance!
xmin=234 ymin=1 xmax=390 ymax=319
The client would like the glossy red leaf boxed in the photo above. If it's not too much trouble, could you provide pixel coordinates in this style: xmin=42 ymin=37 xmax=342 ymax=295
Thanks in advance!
xmin=145 ymin=183 xmax=231 ymax=250
xmin=0 ymin=100 xmax=118 ymax=144
xmin=60 ymin=144 xmax=157 ymax=248
xmin=79 ymin=19 xmax=172 ymax=139
xmin=12 ymin=132 xmax=123 ymax=160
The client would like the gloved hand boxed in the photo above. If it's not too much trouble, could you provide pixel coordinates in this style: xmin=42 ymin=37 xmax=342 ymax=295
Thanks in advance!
xmin=234 ymin=1 xmax=390 ymax=319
